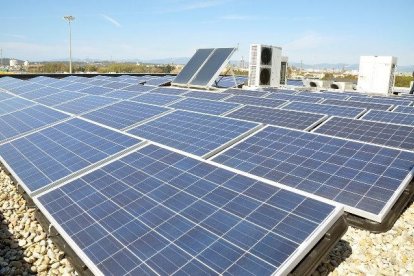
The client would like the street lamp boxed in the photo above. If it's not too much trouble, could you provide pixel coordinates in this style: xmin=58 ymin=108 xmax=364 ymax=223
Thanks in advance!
xmin=63 ymin=15 xmax=75 ymax=74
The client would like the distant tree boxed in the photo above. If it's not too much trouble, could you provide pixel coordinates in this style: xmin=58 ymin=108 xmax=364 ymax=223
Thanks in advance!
xmin=395 ymin=75 xmax=414 ymax=87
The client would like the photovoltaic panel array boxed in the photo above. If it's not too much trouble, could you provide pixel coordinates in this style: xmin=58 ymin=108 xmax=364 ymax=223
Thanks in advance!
xmin=224 ymin=88 xmax=269 ymax=98
xmin=0 ymin=105 xmax=69 ymax=143
xmin=282 ymin=101 xmax=366 ymax=118
xmin=224 ymin=95 xmax=287 ymax=108
xmin=0 ymin=97 xmax=36 ymax=116
xmin=62 ymin=83 xmax=92 ymax=92
xmin=393 ymin=106 xmax=414 ymax=114
xmin=144 ymin=76 xmax=175 ymax=86
xmin=54 ymin=95 xmax=119 ymax=115
xmin=213 ymin=126 xmax=414 ymax=222
xmin=82 ymin=101 xmax=171 ymax=130
xmin=266 ymin=93 xmax=323 ymax=103
xmin=103 ymin=89 xmax=149 ymax=100
xmin=36 ymin=144 xmax=341 ymax=276
xmin=226 ymin=105 xmax=327 ymax=130
xmin=0 ymin=92 xmax=15 ymax=101
xmin=35 ymin=91 xmax=86 ymax=107
xmin=184 ymin=91 xmax=230 ymax=101
xmin=150 ymin=87 xmax=189 ymax=96
xmin=214 ymin=76 xmax=247 ymax=88
xmin=314 ymin=117 xmax=414 ymax=151
xmin=169 ymin=98 xmax=240 ymax=116
xmin=295 ymin=92 xmax=349 ymax=101
xmin=102 ymin=82 xmax=133 ymax=90
xmin=348 ymin=96 xmax=412 ymax=107
xmin=19 ymin=87 xmax=62 ymax=100
xmin=189 ymin=48 xmax=236 ymax=87
xmin=131 ymin=93 xmax=183 ymax=106
xmin=7 ymin=82 xmax=45 ymax=95
xmin=361 ymin=110 xmax=414 ymax=127
xmin=321 ymin=99 xmax=393 ymax=111
xmin=128 ymin=110 xmax=260 ymax=157
xmin=0 ymin=118 xmax=142 ymax=195
xmin=79 ymin=86 xmax=114 ymax=95
xmin=173 ymin=48 xmax=215 ymax=85
xmin=122 ymin=85 xmax=154 ymax=93
xmin=47 ymin=80 xmax=74 ymax=89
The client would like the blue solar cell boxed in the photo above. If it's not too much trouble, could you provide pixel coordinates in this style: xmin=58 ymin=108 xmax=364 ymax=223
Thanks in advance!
xmin=46 ymin=80 xmax=74 ymax=89
xmin=83 ymin=101 xmax=171 ymax=130
xmin=295 ymin=91 xmax=349 ymax=100
xmin=184 ymin=91 xmax=230 ymax=101
xmin=349 ymin=96 xmax=412 ymax=106
xmin=314 ymin=116 xmax=414 ymax=151
xmin=173 ymin=48 xmax=215 ymax=85
xmin=224 ymin=88 xmax=268 ymax=98
xmin=128 ymin=110 xmax=259 ymax=157
xmin=7 ymin=82 xmax=45 ymax=95
xmin=54 ymin=95 xmax=118 ymax=114
xmin=213 ymin=126 xmax=414 ymax=221
xmin=20 ymin=87 xmax=62 ymax=100
xmin=393 ymin=106 xmax=414 ymax=115
xmin=102 ymin=81 xmax=132 ymax=90
xmin=225 ymin=95 xmax=287 ymax=108
xmin=213 ymin=76 xmax=247 ymax=88
xmin=322 ymin=99 xmax=393 ymax=111
xmin=131 ymin=93 xmax=183 ymax=106
xmin=79 ymin=86 xmax=114 ymax=95
xmin=226 ymin=105 xmax=326 ymax=130
xmin=266 ymin=93 xmax=323 ymax=103
xmin=61 ymin=83 xmax=92 ymax=91
xmin=35 ymin=91 xmax=86 ymax=106
xmin=169 ymin=98 xmax=240 ymax=115
xmin=0 ymin=105 xmax=69 ymax=143
xmin=0 ymin=118 xmax=141 ymax=194
xmin=283 ymin=101 xmax=365 ymax=118
xmin=121 ymin=84 xmax=153 ymax=92
xmin=37 ymin=144 xmax=338 ymax=275
xmin=362 ymin=110 xmax=414 ymax=126
xmin=144 ymin=76 xmax=174 ymax=86
xmin=0 ymin=92 xmax=15 ymax=101
xmin=150 ymin=87 xmax=189 ymax=95
xmin=0 ymin=97 xmax=36 ymax=116
xmin=85 ymin=79 xmax=114 ymax=86
xmin=103 ymin=89 xmax=149 ymax=99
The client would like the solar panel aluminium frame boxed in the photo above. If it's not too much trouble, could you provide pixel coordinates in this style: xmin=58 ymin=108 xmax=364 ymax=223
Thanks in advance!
xmin=31 ymin=141 xmax=345 ymax=276
xmin=173 ymin=48 xmax=237 ymax=89
xmin=0 ymin=119 xmax=148 ymax=197
xmin=210 ymin=124 xmax=414 ymax=224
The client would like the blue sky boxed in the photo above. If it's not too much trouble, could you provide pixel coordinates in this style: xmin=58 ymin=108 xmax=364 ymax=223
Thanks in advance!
xmin=1 ymin=0 xmax=413 ymax=65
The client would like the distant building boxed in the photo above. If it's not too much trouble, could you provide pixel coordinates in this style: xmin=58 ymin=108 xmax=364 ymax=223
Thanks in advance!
xmin=9 ymin=59 xmax=18 ymax=67
xmin=24 ymin=61 xmax=29 ymax=67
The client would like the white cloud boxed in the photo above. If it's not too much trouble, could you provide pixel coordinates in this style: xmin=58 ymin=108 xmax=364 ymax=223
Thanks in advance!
xmin=101 ymin=14 xmax=122 ymax=28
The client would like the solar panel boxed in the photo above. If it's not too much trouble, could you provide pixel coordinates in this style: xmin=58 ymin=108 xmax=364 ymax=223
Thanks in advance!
xmin=224 ymin=95 xmax=287 ymax=108
xmin=213 ymin=126 xmax=414 ymax=222
xmin=0 ymin=105 xmax=70 ymax=144
xmin=120 ymin=85 xmax=154 ymax=93
xmin=184 ymin=91 xmax=230 ymax=101
xmin=0 ymin=92 xmax=15 ymax=101
xmin=169 ymin=98 xmax=240 ymax=115
xmin=144 ymin=76 xmax=174 ymax=86
xmin=0 ymin=118 xmax=142 ymax=195
xmin=313 ymin=117 xmax=414 ymax=151
xmin=29 ymin=76 xmax=59 ymax=85
xmin=393 ymin=106 xmax=414 ymax=114
xmin=282 ymin=101 xmax=366 ymax=118
xmin=128 ymin=110 xmax=260 ymax=157
xmin=0 ymin=97 xmax=36 ymax=116
xmin=131 ymin=93 xmax=183 ymax=106
xmin=102 ymin=82 xmax=133 ymax=90
xmin=150 ymin=87 xmax=189 ymax=96
xmin=54 ymin=95 xmax=119 ymax=115
xmin=226 ymin=105 xmax=327 ymax=130
xmin=321 ymin=99 xmax=393 ymax=111
xmin=102 ymin=89 xmax=148 ymax=100
xmin=62 ymin=83 xmax=92 ymax=92
xmin=47 ymin=80 xmax=74 ymax=89
xmin=19 ymin=87 xmax=62 ymax=100
xmin=348 ymin=96 xmax=412 ymax=106
xmin=266 ymin=93 xmax=323 ymax=103
xmin=361 ymin=110 xmax=414 ymax=127
xmin=224 ymin=88 xmax=269 ymax=98
xmin=62 ymin=76 xmax=86 ymax=82
xmin=295 ymin=92 xmax=349 ymax=101
xmin=7 ymin=82 xmax=45 ymax=95
xmin=79 ymin=86 xmax=114 ymax=95
xmin=83 ymin=101 xmax=171 ymax=130
xmin=263 ymin=88 xmax=296 ymax=93
xmin=172 ymin=48 xmax=215 ymax=84
xmin=86 ymin=79 xmax=114 ymax=86
xmin=36 ymin=144 xmax=341 ymax=275
xmin=190 ymin=48 xmax=235 ymax=87
xmin=35 ymin=91 xmax=86 ymax=107
xmin=213 ymin=76 xmax=247 ymax=88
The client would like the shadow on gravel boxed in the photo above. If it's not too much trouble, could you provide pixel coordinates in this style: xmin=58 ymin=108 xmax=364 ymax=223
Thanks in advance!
xmin=315 ymin=239 xmax=352 ymax=275
xmin=0 ymin=212 xmax=33 ymax=275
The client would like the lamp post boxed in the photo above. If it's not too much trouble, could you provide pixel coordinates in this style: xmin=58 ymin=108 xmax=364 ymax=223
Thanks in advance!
xmin=63 ymin=15 xmax=75 ymax=74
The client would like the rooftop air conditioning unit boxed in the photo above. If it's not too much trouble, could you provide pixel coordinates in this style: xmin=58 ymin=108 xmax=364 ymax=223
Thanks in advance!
xmin=248 ymin=44 xmax=282 ymax=88
xmin=280 ymin=56 xmax=288 ymax=85
xmin=357 ymin=56 xmax=397 ymax=95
